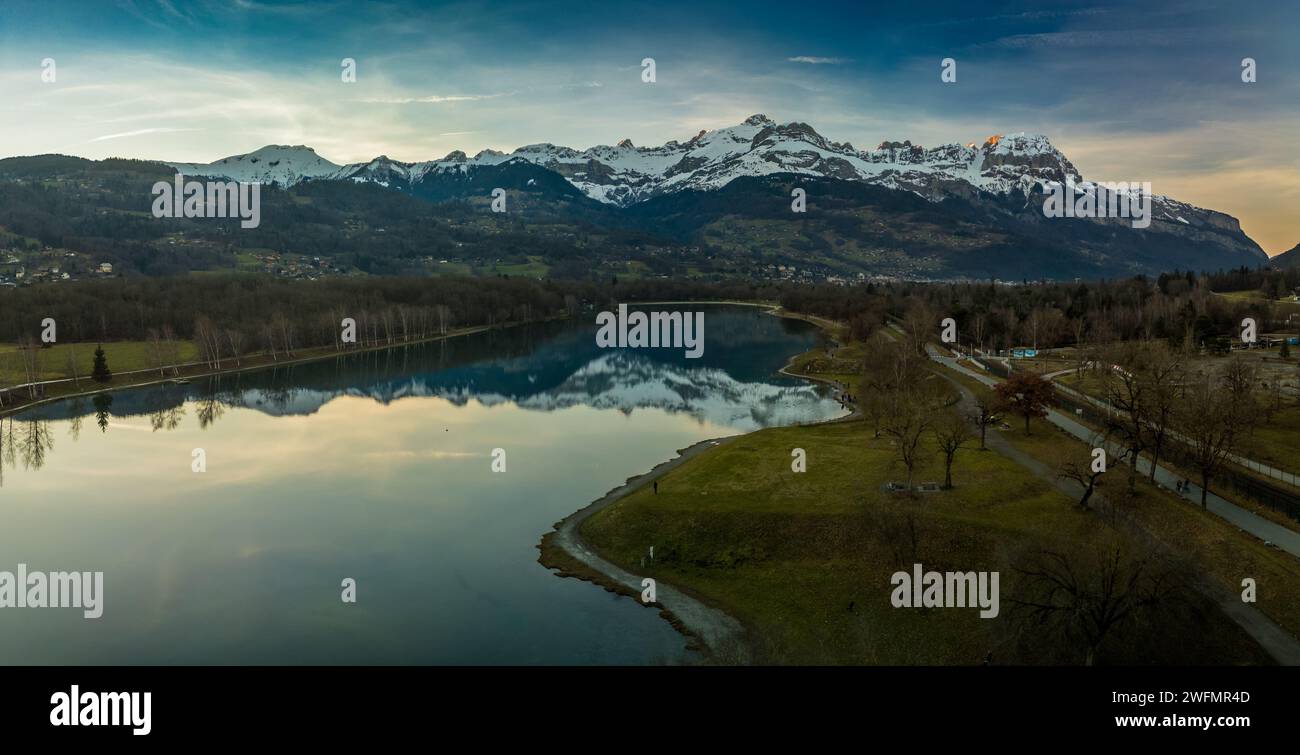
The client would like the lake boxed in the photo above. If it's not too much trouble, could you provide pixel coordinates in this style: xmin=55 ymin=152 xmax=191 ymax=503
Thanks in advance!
xmin=0 ymin=304 xmax=845 ymax=664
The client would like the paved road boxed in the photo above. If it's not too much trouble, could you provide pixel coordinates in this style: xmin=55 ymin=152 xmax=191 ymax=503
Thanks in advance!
xmin=926 ymin=345 xmax=1300 ymax=558
xmin=1037 ymin=364 xmax=1300 ymax=487
xmin=931 ymin=354 xmax=1300 ymax=665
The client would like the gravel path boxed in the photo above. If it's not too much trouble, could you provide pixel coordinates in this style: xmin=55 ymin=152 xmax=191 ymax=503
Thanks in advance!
xmin=543 ymin=326 xmax=855 ymax=662
xmin=544 ymin=435 xmax=751 ymax=661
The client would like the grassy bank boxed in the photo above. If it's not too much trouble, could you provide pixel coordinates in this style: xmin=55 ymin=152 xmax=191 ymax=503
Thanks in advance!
xmin=578 ymin=413 xmax=1268 ymax=664
xmin=0 ymin=340 xmax=200 ymax=384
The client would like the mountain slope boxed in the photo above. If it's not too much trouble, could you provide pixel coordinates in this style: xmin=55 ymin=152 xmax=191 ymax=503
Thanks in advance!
xmin=1269 ymin=243 xmax=1300 ymax=268
xmin=164 ymin=115 xmax=1267 ymax=274
xmin=1 ymin=115 xmax=1269 ymax=282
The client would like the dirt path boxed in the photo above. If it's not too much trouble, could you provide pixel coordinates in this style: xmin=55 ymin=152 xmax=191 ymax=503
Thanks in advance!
xmin=543 ymin=435 xmax=752 ymax=661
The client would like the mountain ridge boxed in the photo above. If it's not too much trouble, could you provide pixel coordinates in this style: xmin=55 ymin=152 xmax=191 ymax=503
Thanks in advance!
xmin=163 ymin=114 xmax=1266 ymax=265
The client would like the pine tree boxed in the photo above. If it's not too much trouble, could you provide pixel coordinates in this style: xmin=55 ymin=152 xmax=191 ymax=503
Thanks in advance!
xmin=91 ymin=345 xmax=112 ymax=383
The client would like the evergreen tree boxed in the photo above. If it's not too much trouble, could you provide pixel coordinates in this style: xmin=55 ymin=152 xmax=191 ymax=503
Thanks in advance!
xmin=91 ymin=345 xmax=113 ymax=383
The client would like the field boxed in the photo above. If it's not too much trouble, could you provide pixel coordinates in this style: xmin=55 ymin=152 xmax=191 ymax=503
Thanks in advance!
xmin=0 ymin=340 xmax=200 ymax=384
xmin=579 ymin=370 xmax=1272 ymax=664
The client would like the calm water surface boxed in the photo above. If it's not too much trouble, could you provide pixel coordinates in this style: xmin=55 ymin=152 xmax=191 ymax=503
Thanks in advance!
xmin=0 ymin=305 xmax=843 ymax=664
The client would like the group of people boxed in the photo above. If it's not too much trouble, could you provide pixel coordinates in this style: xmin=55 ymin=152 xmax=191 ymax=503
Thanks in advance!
xmin=1175 ymin=478 xmax=1193 ymax=495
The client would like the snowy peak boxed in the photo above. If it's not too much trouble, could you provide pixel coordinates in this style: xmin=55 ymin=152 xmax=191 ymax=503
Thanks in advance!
xmin=159 ymin=118 xmax=1199 ymax=228
xmin=169 ymin=145 xmax=342 ymax=185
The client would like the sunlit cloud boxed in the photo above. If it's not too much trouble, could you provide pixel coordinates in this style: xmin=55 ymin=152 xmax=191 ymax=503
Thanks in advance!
xmin=0 ymin=0 xmax=1294 ymax=252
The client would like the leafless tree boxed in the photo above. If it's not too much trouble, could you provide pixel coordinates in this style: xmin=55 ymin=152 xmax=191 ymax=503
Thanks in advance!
xmin=64 ymin=342 xmax=81 ymax=388
xmin=1140 ymin=345 xmax=1182 ymax=482
xmin=882 ymin=395 xmax=933 ymax=491
xmin=932 ymin=408 xmax=971 ymax=489
xmin=970 ymin=397 xmax=1001 ymax=450
xmin=1009 ymin=541 xmax=1180 ymax=666
xmin=225 ymin=329 xmax=245 ymax=368
xmin=1058 ymin=458 xmax=1105 ymax=510
xmin=1177 ymin=370 xmax=1250 ymax=508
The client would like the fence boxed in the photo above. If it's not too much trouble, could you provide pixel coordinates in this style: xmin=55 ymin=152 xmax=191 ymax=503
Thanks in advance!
xmin=1048 ymin=374 xmax=1300 ymax=523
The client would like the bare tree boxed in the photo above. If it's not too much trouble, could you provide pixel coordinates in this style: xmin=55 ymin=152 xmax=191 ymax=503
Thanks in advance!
xmin=1009 ymin=541 xmax=1180 ymax=666
xmin=901 ymin=299 xmax=937 ymax=356
xmin=147 ymin=328 xmax=166 ymax=377
xmin=1221 ymin=356 xmax=1261 ymax=432
xmin=225 ymin=329 xmax=245 ymax=368
xmin=193 ymin=315 xmax=223 ymax=370
xmin=970 ymin=397 xmax=1001 ymax=450
xmin=1177 ymin=371 xmax=1249 ymax=508
xmin=1099 ymin=345 xmax=1147 ymax=488
xmin=932 ymin=408 xmax=971 ymax=489
xmin=17 ymin=335 xmax=41 ymax=399
xmin=1058 ymin=458 xmax=1105 ymax=510
xmin=882 ymin=396 xmax=933 ymax=491
xmin=162 ymin=325 xmax=181 ymax=375
xmin=1140 ymin=345 xmax=1182 ymax=482
xmin=64 ymin=342 xmax=81 ymax=388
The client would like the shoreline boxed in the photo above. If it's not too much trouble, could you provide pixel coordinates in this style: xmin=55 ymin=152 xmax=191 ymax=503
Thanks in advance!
xmin=0 ymin=317 xmax=562 ymax=420
xmin=536 ymin=307 xmax=855 ymax=663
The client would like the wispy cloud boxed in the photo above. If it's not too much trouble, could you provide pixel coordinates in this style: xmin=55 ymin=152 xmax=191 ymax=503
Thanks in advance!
xmin=358 ymin=93 xmax=515 ymax=104
xmin=90 ymin=127 xmax=200 ymax=142
xmin=787 ymin=56 xmax=851 ymax=65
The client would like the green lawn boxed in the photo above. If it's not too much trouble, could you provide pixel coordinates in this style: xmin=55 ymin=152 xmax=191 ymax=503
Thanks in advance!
xmin=580 ymin=415 xmax=1268 ymax=665
xmin=0 ymin=340 xmax=199 ymax=384
xmin=490 ymin=256 xmax=550 ymax=278
xmin=783 ymin=337 xmax=866 ymax=387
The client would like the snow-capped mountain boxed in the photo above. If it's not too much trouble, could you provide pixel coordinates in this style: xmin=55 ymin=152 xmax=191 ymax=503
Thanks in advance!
xmin=168 ymin=115 xmax=1087 ymax=206
xmin=161 ymin=115 xmax=1266 ymax=272
xmin=170 ymin=145 xmax=345 ymax=186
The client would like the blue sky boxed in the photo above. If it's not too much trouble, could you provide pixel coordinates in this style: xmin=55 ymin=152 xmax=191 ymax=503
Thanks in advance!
xmin=1 ymin=0 xmax=1296 ymax=251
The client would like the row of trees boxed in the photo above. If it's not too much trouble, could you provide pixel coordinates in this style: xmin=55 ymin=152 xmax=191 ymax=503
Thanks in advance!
xmin=783 ymin=272 xmax=1296 ymax=357
xmin=859 ymin=339 xmax=973 ymax=490
xmin=1085 ymin=342 xmax=1266 ymax=507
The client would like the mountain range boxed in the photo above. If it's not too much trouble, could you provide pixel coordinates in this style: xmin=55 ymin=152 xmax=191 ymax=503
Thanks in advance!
xmin=0 ymin=115 xmax=1274 ymax=281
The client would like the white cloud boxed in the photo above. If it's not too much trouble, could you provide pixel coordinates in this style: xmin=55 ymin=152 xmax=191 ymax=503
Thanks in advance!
xmin=787 ymin=56 xmax=851 ymax=65
xmin=90 ymin=127 xmax=200 ymax=142
xmin=357 ymin=93 xmax=515 ymax=104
